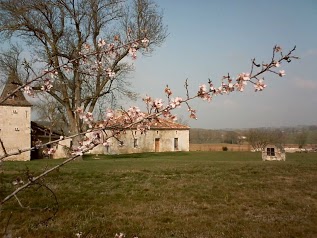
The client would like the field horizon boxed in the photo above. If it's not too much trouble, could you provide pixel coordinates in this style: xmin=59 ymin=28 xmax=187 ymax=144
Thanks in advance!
xmin=1 ymin=151 xmax=317 ymax=238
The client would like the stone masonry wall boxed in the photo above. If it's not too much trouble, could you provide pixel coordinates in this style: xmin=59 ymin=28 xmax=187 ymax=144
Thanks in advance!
xmin=0 ymin=106 xmax=31 ymax=161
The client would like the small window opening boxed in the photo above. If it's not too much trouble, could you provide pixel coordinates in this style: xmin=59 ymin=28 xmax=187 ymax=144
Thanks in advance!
xmin=267 ymin=147 xmax=275 ymax=156
xmin=134 ymin=138 xmax=138 ymax=148
xmin=174 ymin=138 xmax=179 ymax=150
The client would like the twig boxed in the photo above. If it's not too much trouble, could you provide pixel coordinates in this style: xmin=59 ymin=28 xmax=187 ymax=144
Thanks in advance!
xmin=3 ymin=212 xmax=13 ymax=236
xmin=14 ymin=194 xmax=27 ymax=209
xmin=0 ymin=138 xmax=8 ymax=157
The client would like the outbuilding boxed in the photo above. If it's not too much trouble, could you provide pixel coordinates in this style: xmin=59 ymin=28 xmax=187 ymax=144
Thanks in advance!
xmin=262 ymin=144 xmax=286 ymax=161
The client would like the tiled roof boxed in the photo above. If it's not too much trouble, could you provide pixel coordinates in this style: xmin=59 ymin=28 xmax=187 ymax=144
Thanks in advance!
xmin=101 ymin=117 xmax=190 ymax=130
xmin=148 ymin=118 xmax=190 ymax=130
xmin=0 ymin=72 xmax=32 ymax=107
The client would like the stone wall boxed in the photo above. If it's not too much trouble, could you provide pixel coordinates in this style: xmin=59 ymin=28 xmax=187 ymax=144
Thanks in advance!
xmin=262 ymin=145 xmax=286 ymax=161
xmin=0 ymin=105 xmax=31 ymax=161
xmin=88 ymin=129 xmax=190 ymax=155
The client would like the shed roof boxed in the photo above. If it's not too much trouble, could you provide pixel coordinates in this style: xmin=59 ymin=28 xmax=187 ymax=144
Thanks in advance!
xmin=31 ymin=121 xmax=63 ymax=138
xmin=0 ymin=72 xmax=31 ymax=107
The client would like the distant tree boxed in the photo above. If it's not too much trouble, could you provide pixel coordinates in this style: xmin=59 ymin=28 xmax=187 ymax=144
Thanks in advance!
xmin=176 ymin=115 xmax=189 ymax=126
xmin=295 ymin=130 xmax=308 ymax=148
xmin=0 ymin=44 xmax=25 ymax=83
xmin=223 ymin=131 xmax=239 ymax=144
xmin=247 ymin=128 xmax=285 ymax=151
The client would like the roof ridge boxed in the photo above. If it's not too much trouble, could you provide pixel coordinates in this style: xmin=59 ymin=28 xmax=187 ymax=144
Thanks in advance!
xmin=0 ymin=71 xmax=32 ymax=107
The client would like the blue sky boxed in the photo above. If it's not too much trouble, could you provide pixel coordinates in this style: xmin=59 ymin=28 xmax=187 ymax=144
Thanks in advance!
xmin=130 ymin=0 xmax=317 ymax=129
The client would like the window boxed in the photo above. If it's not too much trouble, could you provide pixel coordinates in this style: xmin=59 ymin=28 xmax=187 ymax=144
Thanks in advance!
xmin=13 ymin=110 xmax=18 ymax=114
xmin=134 ymin=138 xmax=138 ymax=148
xmin=174 ymin=138 xmax=179 ymax=150
xmin=155 ymin=138 xmax=160 ymax=152
xmin=267 ymin=147 xmax=275 ymax=156
xmin=15 ymin=128 xmax=20 ymax=131
xmin=7 ymin=92 xmax=16 ymax=100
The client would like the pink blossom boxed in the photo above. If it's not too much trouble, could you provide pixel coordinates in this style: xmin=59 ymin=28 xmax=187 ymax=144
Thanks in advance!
xmin=237 ymin=72 xmax=250 ymax=81
xmin=47 ymin=148 xmax=56 ymax=155
xmin=129 ymin=47 xmax=137 ymax=59
xmin=136 ymin=123 xmax=150 ymax=134
xmin=235 ymin=80 xmax=248 ymax=92
xmin=164 ymin=86 xmax=172 ymax=96
xmin=141 ymin=38 xmax=149 ymax=47
xmin=23 ymin=86 xmax=34 ymax=96
xmin=98 ymin=38 xmax=106 ymax=47
xmin=129 ymin=43 xmax=139 ymax=59
xmin=254 ymin=79 xmax=267 ymax=91
xmin=49 ymin=70 xmax=58 ymax=79
xmin=274 ymin=61 xmax=280 ymax=67
xmin=106 ymin=68 xmax=116 ymax=78
xmin=127 ymin=106 xmax=145 ymax=121
xmin=228 ymin=83 xmax=234 ymax=90
xmin=275 ymin=45 xmax=282 ymax=52
xmin=170 ymin=97 xmax=182 ymax=108
xmin=197 ymin=85 xmax=212 ymax=102
xmin=153 ymin=99 xmax=163 ymax=109
xmin=107 ymin=43 xmax=115 ymax=53
xmin=198 ymin=84 xmax=207 ymax=95
xmin=278 ymin=70 xmax=286 ymax=77
xmin=76 ymin=107 xmax=84 ymax=114
xmin=142 ymin=95 xmax=153 ymax=104
xmin=209 ymin=81 xmax=216 ymax=93
xmin=188 ymin=108 xmax=197 ymax=119
xmin=103 ymin=141 xmax=110 ymax=147
xmin=83 ymin=43 xmax=90 ymax=51
xmin=105 ymin=109 xmax=114 ymax=119
xmin=41 ymin=78 xmax=53 ymax=91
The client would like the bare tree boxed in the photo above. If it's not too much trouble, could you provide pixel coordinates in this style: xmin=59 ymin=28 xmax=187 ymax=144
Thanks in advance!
xmin=33 ymin=94 xmax=68 ymax=137
xmin=0 ymin=44 xmax=25 ymax=83
xmin=0 ymin=0 xmax=167 ymax=145
xmin=295 ymin=130 xmax=308 ymax=148
xmin=247 ymin=128 xmax=285 ymax=151
xmin=223 ymin=131 xmax=239 ymax=144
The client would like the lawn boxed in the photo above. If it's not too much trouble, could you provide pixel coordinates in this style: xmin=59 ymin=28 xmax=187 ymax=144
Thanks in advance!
xmin=1 ymin=152 xmax=317 ymax=238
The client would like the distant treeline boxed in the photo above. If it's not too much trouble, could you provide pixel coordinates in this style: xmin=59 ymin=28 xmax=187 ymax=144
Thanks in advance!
xmin=190 ymin=125 xmax=317 ymax=146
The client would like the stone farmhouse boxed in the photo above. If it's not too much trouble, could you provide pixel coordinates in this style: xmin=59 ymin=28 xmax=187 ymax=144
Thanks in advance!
xmin=0 ymin=73 xmax=190 ymax=160
xmin=88 ymin=119 xmax=190 ymax=155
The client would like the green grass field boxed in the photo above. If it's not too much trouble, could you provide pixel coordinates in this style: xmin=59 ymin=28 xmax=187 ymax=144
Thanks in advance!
xmin=1 ymin=152 xmax=317 ymax=238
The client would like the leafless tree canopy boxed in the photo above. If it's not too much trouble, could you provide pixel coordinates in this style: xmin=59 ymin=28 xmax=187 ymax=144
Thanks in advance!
xmin=0 ymin=0 xmax=167 ymax=135
xmin=247 ymin=128 xmax=285 ymax=151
